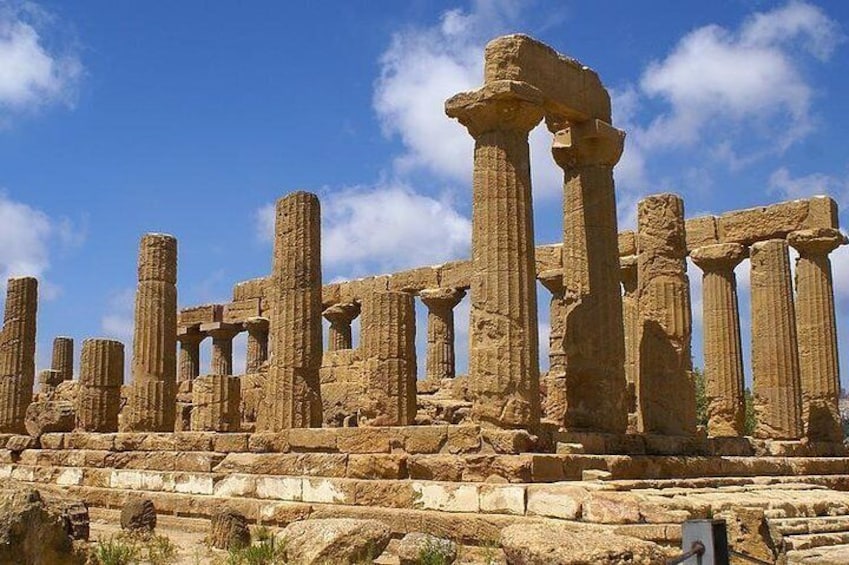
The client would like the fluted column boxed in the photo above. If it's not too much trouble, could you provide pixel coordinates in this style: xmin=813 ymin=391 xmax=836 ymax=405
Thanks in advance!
xmin=259 ymin=192 xmax=323 ymax=431
xmin=323 ymin=302 xmax=360 ymax=351
xmin=419 ymin=288 xmax=465 ymax=384
xmin=177 ymin=329 xmax=203 ymax=382
xmin=124 ymin=233 xmax=178 ymax=432
xmin=360 ymin=291 xmax=417 ymax=426
xmin=636 ymin=194 xmax=696 ymax=436
xmin=206 ymin=323 xmax=240 ymax=376
xmin=620 ymin=255 xmax=639 ymax=427
xmin=788 ymin=228 xmax=847 ymax=442
xmin=0 ymin=277 xmax=38 ymax=434
xmin=690 ymin=243 xmax=747 ymax=437
xmin=51 ymin=337 xmax=74 ymax=382
xmin=446 ymin=81 xmax=544 ymax=429
xmin=77 ymin=338 xmax=124 ymax=432
xmin=548 ymin=119 xmax=628 ymax=433
xmin=750 ymin=239 xmax=803 ymax=440
xmin=244 ymin=317 xmax=269 ymax=374
xmin=538 ymin=270 xmax=566 ymax=423
xmin=191 ymin=374 xmax=240 ymax=432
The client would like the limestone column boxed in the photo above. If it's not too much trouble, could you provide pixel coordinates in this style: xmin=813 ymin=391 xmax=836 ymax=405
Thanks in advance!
xmin=323 ymin=302 xmax=360 ymax=351
xmin=244 ymin=317 xmax=269 ymax=373
xmin=206 ymin=323 xmax=240 ymax=376
xmin=445 ymin=81 xmax=544 ymax=429
xmin=690 ymin=243 xmax=747 ymax=437
xmin=549 ymin=119 xmax=628 ymax=433
xmin=750 ymin=239 xmax=803 ymax=440
xmin=260 ymin=192 xmax=323 ymax=431
xmin=0 ymin=277 xmax=38 ymax=434
xmin=51 ymin=337 xmax=74 ymax=382
xmin=77 ymin=338 xmax=124 ymax=432
xmin=360 ymin=291 xmax=417 ymax=426
xmin=124 ymin=233 xmax=178 ymax=432
xmin=619 ymin=255 xmax=639 ymax=424
xmin=538 ymin=270 xmax=566 ymax=423
xmin=38 ymin=369 xmax=63 ymax=398
xmin=177 ymin=329 xmax=203 ymax=382
xmin=788 ymin=228 xmax=847 ymax=442
xmin=191 ymin=374 xmax=240 ymax=432
xmin=636 ymin=194 xmax=696 ymax=436
xmin=419 ymin=288 xmax=465 ymax=384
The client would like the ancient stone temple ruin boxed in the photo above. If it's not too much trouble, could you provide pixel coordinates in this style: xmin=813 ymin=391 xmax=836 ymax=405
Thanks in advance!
xmin=2 ymin=34 xmax=848 ymax=563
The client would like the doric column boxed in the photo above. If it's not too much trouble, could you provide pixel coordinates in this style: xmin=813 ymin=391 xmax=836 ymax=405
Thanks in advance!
xmin=750 ymin=239 xmax=803 ymax=440
xmin=360 ymin=291 xmax=417 ymax=426
xmin=244 ymin=317 xmax=269 ymax=374
xmin=636 ymin=194 xmax=696 ymax=436
xmin=620 ymin=255 xmax=639 ymax=425
xmin=51 ymin=336 xmax=74 ymax=382
xmin=204 ymin=322 xmax=240 ymax=376
xmin=191 ymin=374 xmax=240 ymax=432
xmin=323 ymin=302 xmax=360 ymax=351
xmin=259 ymin=192 xmax=323 ymax=431
xmin=549 ymin=118 xmax=628 ymax=433
xmin=538 ymin=270 xmax=566 ymax=423
xmin=124 ymin=233 xmax=178 ymax=432
xmin=0 ymin=277 xmax=38 ymax=434
xmin=445 ymin=80 xmax=544 ymax=429
xmin=419 ymin=288 xmax=465 ymax=383
xmin=77 ymin=338 xmax=124 ymax=432
xmin=177 ymin=328 xmax=203 ymax=382
xmin=690 ymin=243 xmax=747 ymax=437
xmin=788 ymin=228 xmax=847 ymax=442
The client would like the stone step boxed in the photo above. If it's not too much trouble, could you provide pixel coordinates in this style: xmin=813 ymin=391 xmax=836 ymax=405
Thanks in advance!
xmin=787 ymin=543 xmax=849 ymax=564
xmin=785 ymin=531 xmax=849 ymax=551
xmin=773 ymin=516 xmax=849 ymax=536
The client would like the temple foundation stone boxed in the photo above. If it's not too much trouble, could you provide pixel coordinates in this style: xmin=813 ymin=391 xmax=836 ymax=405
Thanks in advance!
xmin=690 ymin=243 xmax=747 ymax=437
xmin=788 ymin=228 xmax=846 ymax=442
xmin=750 ymin=239 xmax=803 ymax=440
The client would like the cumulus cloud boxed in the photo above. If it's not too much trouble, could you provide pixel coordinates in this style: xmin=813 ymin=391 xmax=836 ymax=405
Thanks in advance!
xmin=769 ymin=167 xmax=849 ymax=209
xmin=100 ymin=287 xmax=134 ymax=345
xmin=0 ymin=2 xmax=82 ymax=123
xmin=257 ymin=184 xmax=472 ymax=277
xmin=373 ymin=0 xmax=563 ymax=200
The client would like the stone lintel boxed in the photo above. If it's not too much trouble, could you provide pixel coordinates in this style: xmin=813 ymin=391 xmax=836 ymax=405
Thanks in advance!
xmin=179 ymin=304 xmax=224 ymax=327
xmin=200 ymin=322 xmax=242 ymax=339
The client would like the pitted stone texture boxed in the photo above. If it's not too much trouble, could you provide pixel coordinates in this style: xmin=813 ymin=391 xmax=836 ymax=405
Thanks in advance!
xmin=446 ymin=81 xmax=543 ymax=429
xmin=260 ymin=191 xmax=323 ymax=431
xmin=550 ymin=119 xmax=628 ymax=433
xmin=419 ymin=288 xmax=465 ymax=384
xmin=38 ymin=369 xmax=64 ymax=399
xmin=191 ymin=374 xmax=240 ymax=432
xmin=77 ymin=339 xmax=124 ymax=432
xmin=125 ymin=233 xmax=177 ymax=432
xmin=209 ymin=509 xmax=250 ymax=550
xmin=323 ymin=302 xmax=360 ymax=352
xmin=636 ymin=194 xmax=696 ymax=436
xmin=750 ymin=239 xmax=803 ymax=440
xmin=690 ymin=243 xmax=747 ymax=437
xmin=789 ymin=228 xmax=846 ymax=443
xmin=120 ymin=498 xmax=156 ymax=532
xmin=24 ymin=401 xmax=74 ymax=437
xmin=51 ymin=337 xmax=74 ymax=382
xmin=0 ymin=277 xmax=38 ymax=434
xmin=244 ymin=317 xmax=269 ymax=374
xmin=360 ymin=291 xmax=417 ymax=426
xmin=278 ymin=518 xmax=391 ymax=565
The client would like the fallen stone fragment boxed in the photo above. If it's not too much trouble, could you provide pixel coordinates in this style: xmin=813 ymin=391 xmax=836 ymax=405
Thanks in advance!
xmin=278 ymin=518 xmax=391 ymax=565
xmin=209 ymin=509 xmax=251 ymax=550
xmin=120 ymin=498 xmax=156 ymax=533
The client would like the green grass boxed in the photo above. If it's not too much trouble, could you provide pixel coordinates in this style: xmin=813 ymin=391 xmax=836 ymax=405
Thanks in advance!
xmin=224 ymin=536 xmax=287 ymax=565
xmin=92 ymin=536 xmax=140 ymax=565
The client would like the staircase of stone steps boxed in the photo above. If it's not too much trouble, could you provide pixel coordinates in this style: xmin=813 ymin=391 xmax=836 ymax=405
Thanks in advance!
xmin=774 ymin=514 xmax=849 ymax=563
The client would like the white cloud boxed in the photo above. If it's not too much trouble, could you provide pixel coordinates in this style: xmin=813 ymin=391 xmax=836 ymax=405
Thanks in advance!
xmin=373 ymin=0 xmax=563 ymax=200
xmin=769 ymin=167 xmax=849 ymax=209
xmin=0 ymin=2 xmax=82 ymax=122
xmin=100 ymin=287 xmax=134 ymax=345
xmin=833 ymin=240 xmax=849 ymax=300
xmin=257 ymin=184 xmax=472 ymax=276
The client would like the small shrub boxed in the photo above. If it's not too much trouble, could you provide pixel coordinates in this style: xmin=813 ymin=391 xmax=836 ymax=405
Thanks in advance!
xmin=144 ymin=534 xmax=178 ymax=565
xmin=744 ymin=388 xmax=757 ymax=436
xmin=225 ymin=536 xmax=286 ymax=565
xmin=418 ymin=536 xmax=455 ymax=565
xmin=92 ymin=536 xmax=140 ymax=565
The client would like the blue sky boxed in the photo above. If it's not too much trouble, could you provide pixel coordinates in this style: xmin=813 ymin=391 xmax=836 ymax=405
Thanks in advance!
xmin=1 ymin=0 xmax=848 ymax=387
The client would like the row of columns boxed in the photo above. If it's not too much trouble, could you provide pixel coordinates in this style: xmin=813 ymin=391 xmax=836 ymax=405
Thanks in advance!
xmin=177 ymin=318 xmax=270 ymax=382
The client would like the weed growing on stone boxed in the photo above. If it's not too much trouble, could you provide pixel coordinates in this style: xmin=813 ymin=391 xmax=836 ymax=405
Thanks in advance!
xmin=418 ymin=535 xmax=455 ymax=565
xmin=92 ymin=536 xmax=140 ymax=565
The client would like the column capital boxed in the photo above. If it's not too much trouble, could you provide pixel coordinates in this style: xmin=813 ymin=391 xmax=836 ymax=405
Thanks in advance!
xmin=445 ymin=80 xmax=544 ymax=138
xmin=201 ymin=322 xmax=241 ymax=341
xmin=788 ymin=228 xmax=847 ymax=257
xmin=537 ymin=269 xmax=564 ymax=296
xmin=690 ymin=243 xmax=747 ymax=272
xmin=244 ymin=316 xmax=270 ymax=334
xmin=619 ymin=255 xmax=638 ymax=288
xmin=419 ymin=287 xmax=466 ymax=310
xmin=323 ymin=302 xmax=360 ymax=325
xmin=177 ymin=326 xmax=205 ymax=346
xmin=551 ymin=119 xmax=625 ymax=169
